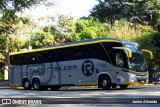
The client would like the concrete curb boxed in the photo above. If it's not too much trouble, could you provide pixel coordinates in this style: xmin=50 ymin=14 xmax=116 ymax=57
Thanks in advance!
xmin=0 ymin=80 xmax=9 ymax=86
xmin=0 ymin=86 xmax=13 ymax=89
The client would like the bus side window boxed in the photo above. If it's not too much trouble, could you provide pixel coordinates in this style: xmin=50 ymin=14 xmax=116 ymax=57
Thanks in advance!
xmin=56 ymin=50 xmax=64 ymax=61
xmin=91 ymin=44 xmax=110 ymax=62
xmin=38 ymin=52 xmax=46 ymax=63
xmin=91 ymin=47 xmax=98 ymax=58
xmin=115 ymin=53 xmax=125 ymax=68
xmin=91 ymin=44 xmax=102 ymax=59
xmin=29 ymin=56 xmax=34 ymax=64
xmin=10 ymin=55 xmax=19 ymax=65
xmin=81 ymin=45 xmax=90 ymax=59
xmin=49 ymin=50 xmax=56 ymax=62
xmin=29 ymin=53 xmax=39 ymax=64
xmin=74 ymin=47 xmax=82 ymax=59
xmin=64 ymin=48 xmax=73 ymax=61
xmin=39 ymin=51 xmax=53 ymax=63
xmin=19 ymin=54 xmax=28 ymax=65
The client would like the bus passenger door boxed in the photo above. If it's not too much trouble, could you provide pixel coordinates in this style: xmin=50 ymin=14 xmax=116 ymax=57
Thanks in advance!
xmin=112 ymin=49 xmax=130 ymax=84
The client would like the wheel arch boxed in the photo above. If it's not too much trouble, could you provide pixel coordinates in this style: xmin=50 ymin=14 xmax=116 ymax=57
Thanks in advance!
xmin=22 ymin=77 xmax=30 ymax=86
xmin=32 ymin=77 xmax=40 ymax=85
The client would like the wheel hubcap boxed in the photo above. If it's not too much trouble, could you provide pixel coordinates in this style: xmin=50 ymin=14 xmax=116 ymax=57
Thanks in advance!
xmin=25 ymin=82 xmax=29 ymax=88
xmin=24 ymin=81 xmax=30 ymax=89
xmin=102 ymin=80 xmax=107 ymax=87
xmin=34 ymin=81 xmax=39 ymax=89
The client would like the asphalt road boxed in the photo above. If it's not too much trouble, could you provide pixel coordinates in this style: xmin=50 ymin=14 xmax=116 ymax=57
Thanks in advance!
xmin=0 ymin=85 xmax=160 ymax=107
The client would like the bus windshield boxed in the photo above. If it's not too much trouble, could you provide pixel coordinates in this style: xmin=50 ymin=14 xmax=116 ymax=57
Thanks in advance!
xmin=125 ymin=44 xmax=148 ymax=72
xmin=129 ymin=53 xmax=147 ymax=72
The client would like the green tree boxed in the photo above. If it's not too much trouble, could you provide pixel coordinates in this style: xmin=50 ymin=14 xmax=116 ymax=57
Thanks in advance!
xmin=134 ymin=32 xmax=160 ymax=82
xmin=0 ymin=0 xmax=49 ymax=80
xmin=72 ymin=17 xmax=106 ymax=41
xmin=32 ymin=14 xmax=76 ymax=46
xmin=90 ymin=0 xmax=160 ymax=27
xmin=31 ymin=29 xmax=55 ymax=48
xmin=55 ymin=15 xmax=76 ymax=43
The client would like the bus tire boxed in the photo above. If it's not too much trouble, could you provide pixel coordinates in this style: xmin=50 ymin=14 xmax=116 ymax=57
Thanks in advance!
xmin=23 ymin=79 xmax=31 ymax=90
xmin=50 ymin=86 xmax=60 ymax=91
xmin=99 ymin=75 xmax=111 ymax=90
xmin=120 ymin=85 xmax=128 ymax=89
xmin=33 ymin=79 xmax=41 ymax=91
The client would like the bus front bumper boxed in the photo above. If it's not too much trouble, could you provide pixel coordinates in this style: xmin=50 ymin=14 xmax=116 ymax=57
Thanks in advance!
xmin=136 ymin=75 xmax=148 ymax=83
xmin=119 ymin=82 xmax=147 ymax=85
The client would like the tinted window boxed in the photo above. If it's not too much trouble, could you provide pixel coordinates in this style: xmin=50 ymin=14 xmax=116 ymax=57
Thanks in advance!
xmin=74 ymin=47 xmax=82 ymax=59
xmin=10 ymin=42 xmax=117 ymax=65
xmin=91 ymin=43 xmax=110 ymax=62
xmin=28 ymin=52 xmax=42 ymax=64
xmin=36 ymin=50 xmax=55 ymax=63
xmin=72 ymin=45 xmax=90 ymax=60
xmin=10 ymin=55 xmax=19 ymax=65
xmin=80 ymin=45 xmax=90 ymax=59
xmin=103 ymin=42 xmax=122 ymax=55
xmin=19 ymin=54 xmax=28 ymax=65
xmin=115 ymin=53 xmax=125 ymax=68
xmin=64 ymin=48 xmax=73 ymax=61
xmin=55 ymin=50 xmax=64 ymax=61
xmin=29 ymin=53 xmax=36 ymax=64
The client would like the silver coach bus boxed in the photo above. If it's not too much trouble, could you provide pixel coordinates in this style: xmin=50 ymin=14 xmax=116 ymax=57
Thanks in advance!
xmin=9 ymin=37 xmax=153 ymax=90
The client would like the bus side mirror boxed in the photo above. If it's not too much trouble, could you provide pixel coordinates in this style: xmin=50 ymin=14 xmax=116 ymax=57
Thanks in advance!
xmin=113 ymin=47 xmax=132 ymax=58
xmin=142 ymin=49 xmax=153 ymax=59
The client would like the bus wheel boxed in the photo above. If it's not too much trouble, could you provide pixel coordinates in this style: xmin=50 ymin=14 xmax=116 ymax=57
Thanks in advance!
xmin=100 ymin=76 xmax=111 ymax=90
xmin=23 ymin=80 xmax=31 ymax=90
xmin=50 ymin=86 xmax=60 ymax=91
xmin=120 ymin=85 xmax=128 ymax=89
xmin=33 ymin=79 xmax=41 ymax=91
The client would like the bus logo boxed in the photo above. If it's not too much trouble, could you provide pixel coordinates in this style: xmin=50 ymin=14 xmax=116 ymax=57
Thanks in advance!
xmin=82 ymin=60 xmax=94 ymax=76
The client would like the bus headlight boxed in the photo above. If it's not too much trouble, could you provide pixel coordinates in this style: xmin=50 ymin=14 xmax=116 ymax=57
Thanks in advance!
xmin=128 ymin=73 xmax=137 ymax=82
xmin=128 ymin=73 xmax=136 ymax=77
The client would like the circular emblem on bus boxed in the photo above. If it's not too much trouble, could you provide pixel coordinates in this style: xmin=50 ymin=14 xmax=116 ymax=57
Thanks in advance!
xmin=82 ymin=60 xmax=94 ymax=76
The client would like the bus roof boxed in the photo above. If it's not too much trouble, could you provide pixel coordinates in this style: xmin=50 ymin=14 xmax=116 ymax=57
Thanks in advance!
xmin=10 ymin=37 xmax=138 ymax=55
